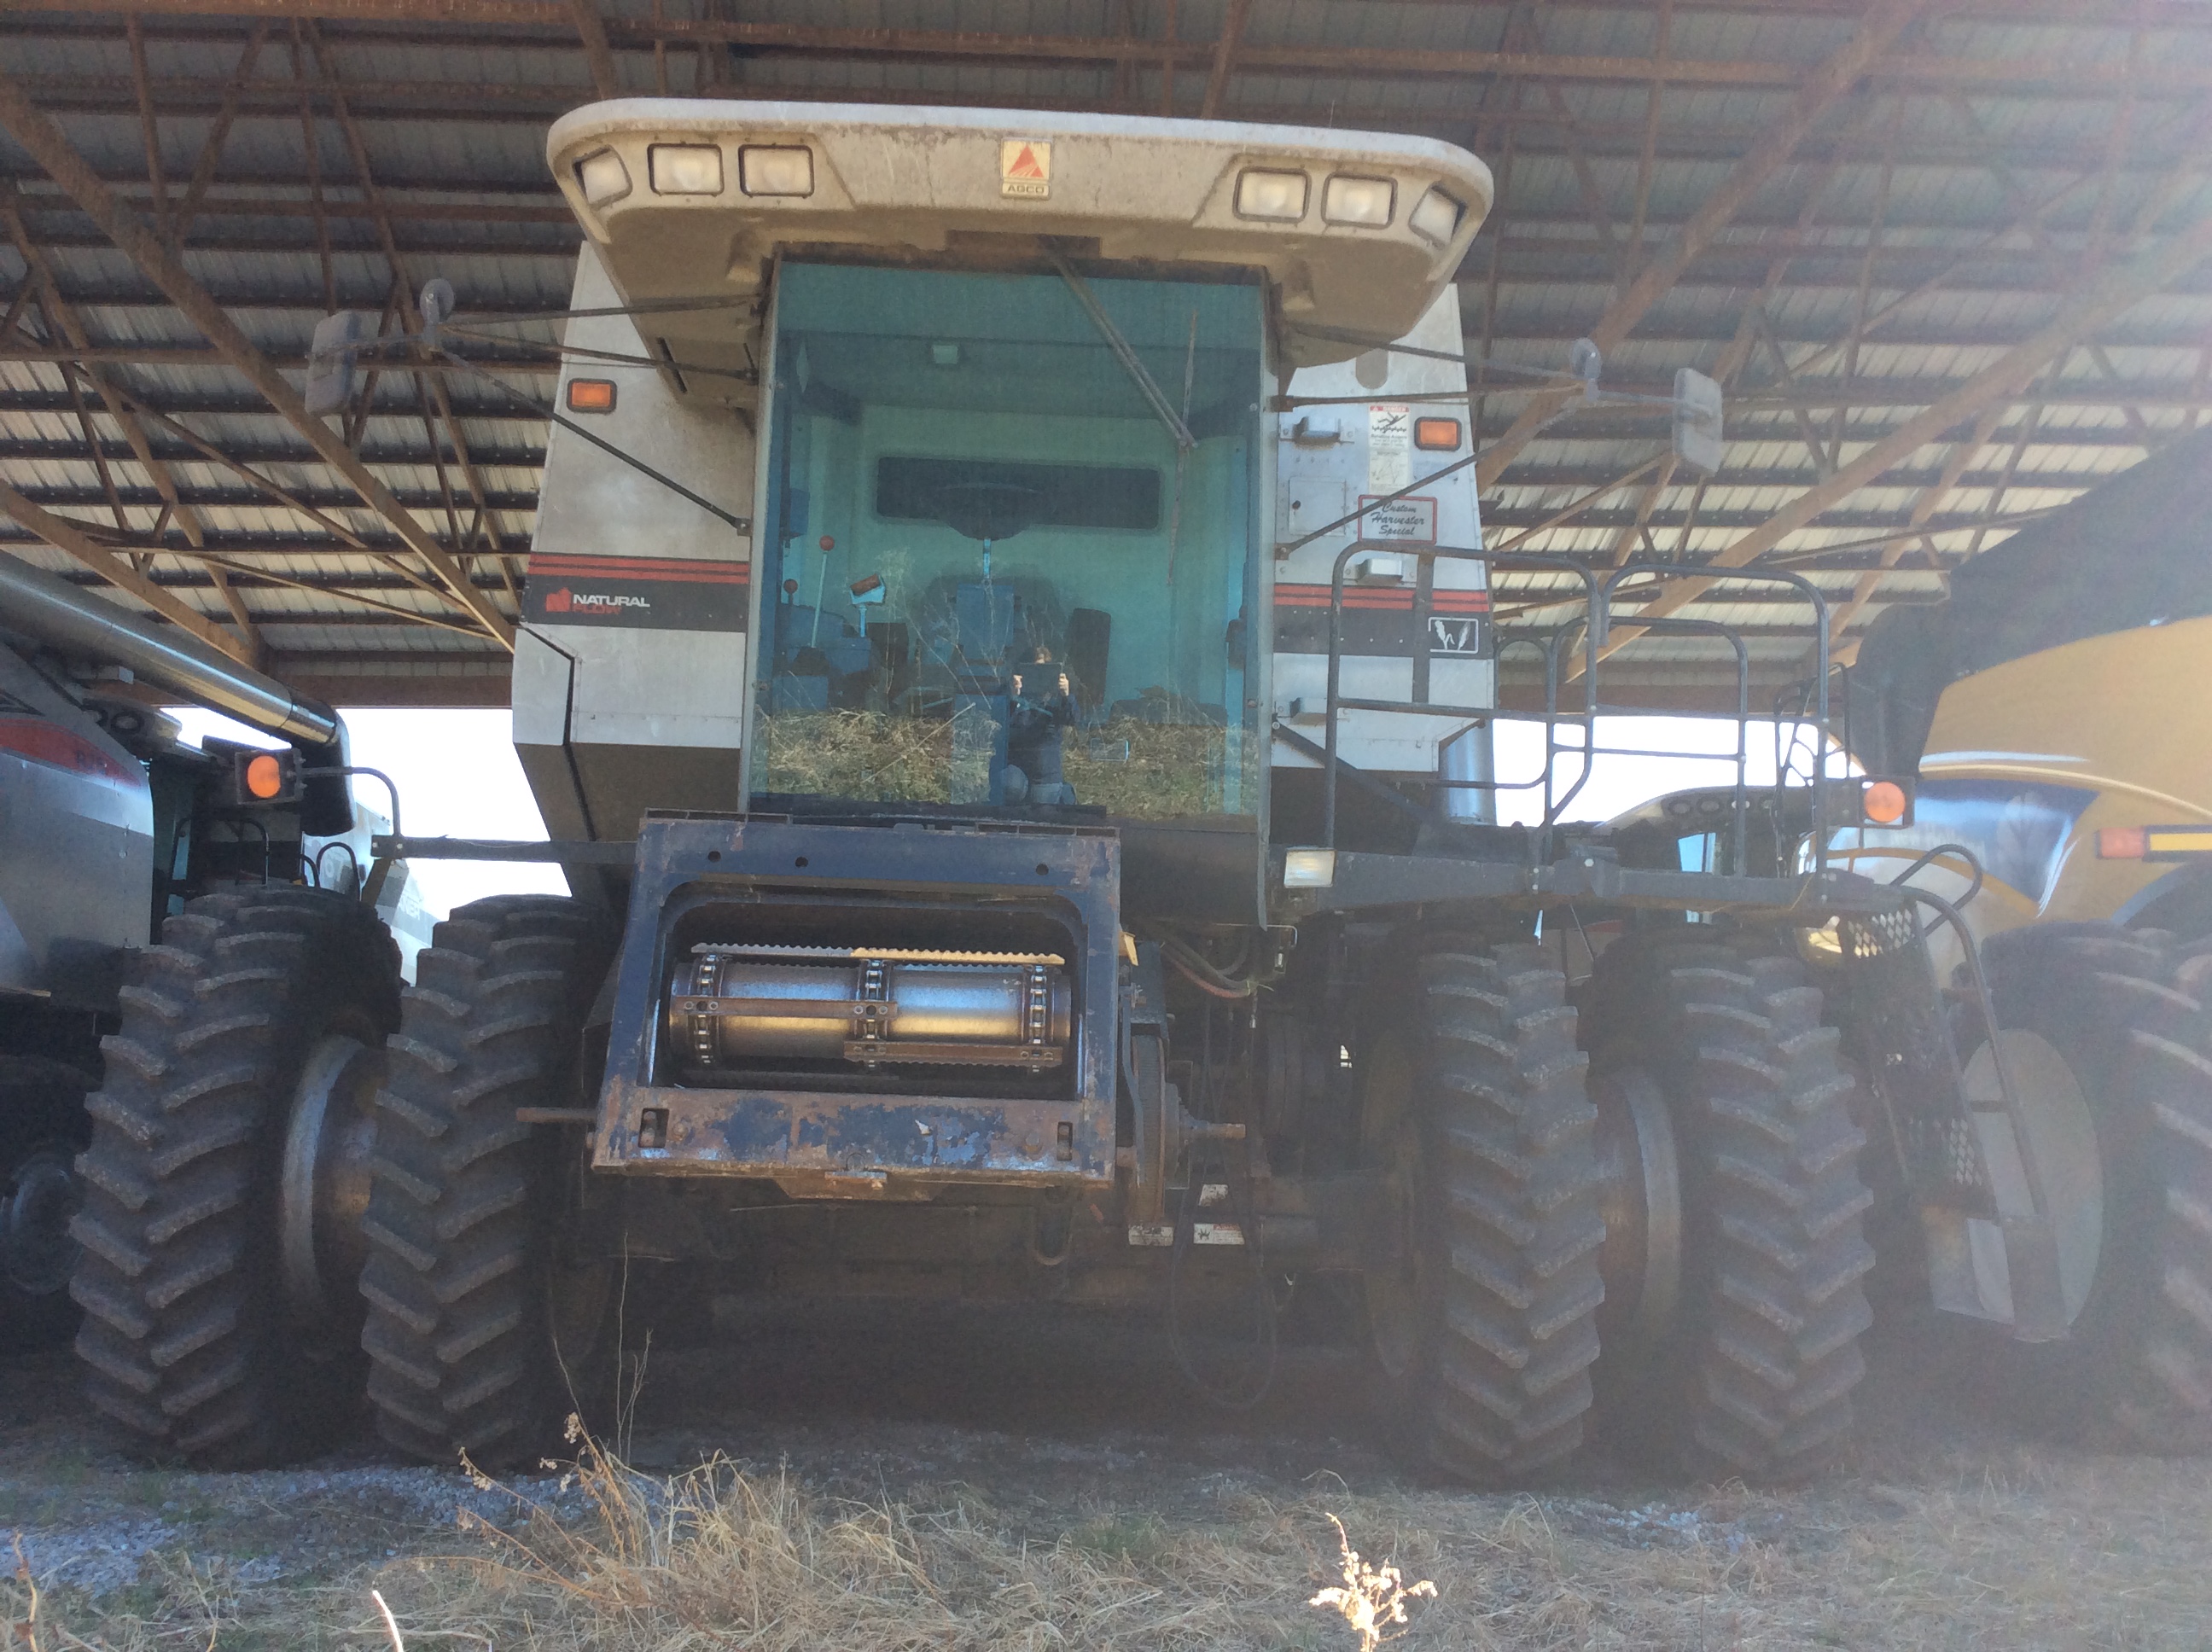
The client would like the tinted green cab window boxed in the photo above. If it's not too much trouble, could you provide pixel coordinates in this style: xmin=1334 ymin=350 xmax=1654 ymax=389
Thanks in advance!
xmin=750 ymin=260 xmax=1262 ymax=820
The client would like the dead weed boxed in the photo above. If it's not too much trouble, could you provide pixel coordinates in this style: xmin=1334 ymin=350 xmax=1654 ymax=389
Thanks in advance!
xmin=5 ymin=1426 xmax=2211 ymax=1649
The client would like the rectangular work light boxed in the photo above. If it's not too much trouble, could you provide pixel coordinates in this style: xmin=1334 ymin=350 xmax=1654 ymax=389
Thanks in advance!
xmin=1236 ymin=169 xmax=1309 ymax=221
xmin=649 ymin=144 xmax=724 ymax=195
xmin=1409 ymin=186 xmax=1464 ymax=244
xmin=575 ymin=148 xmax=631 ymax=206
xmin=740 ymin=145 xmax=814 ymax=196
xmin=1323 ymin=175 xmax=1394 ymax=226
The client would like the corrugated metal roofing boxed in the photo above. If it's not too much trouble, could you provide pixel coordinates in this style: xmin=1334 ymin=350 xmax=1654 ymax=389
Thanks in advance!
xmin=3 ymin=0 xmax=2210 ymax=706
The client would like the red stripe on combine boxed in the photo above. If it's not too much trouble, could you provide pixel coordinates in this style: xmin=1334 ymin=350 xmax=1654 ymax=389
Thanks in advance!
xmin=1275 ymin=584 xmax=1492 ymax=611
xmin=0 ymin=715 xmax=143 ymax=789
xmin=529 ymin=555 xmax=751 ymax=583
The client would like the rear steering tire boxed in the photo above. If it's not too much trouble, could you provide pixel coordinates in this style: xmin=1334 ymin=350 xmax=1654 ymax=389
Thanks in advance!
xmin=359 ymin=895 xmax=619 ymax=1468
xmin=1966 ymin=923 xmax=2212 ymax=1451
xmin=1585 ymin=934 xmax=1875 ymax=1480
xmin=68 ymin=888 xmax=399 ymax=1465
xmin=1360 ymin=938 xmax=1606 ymax=1482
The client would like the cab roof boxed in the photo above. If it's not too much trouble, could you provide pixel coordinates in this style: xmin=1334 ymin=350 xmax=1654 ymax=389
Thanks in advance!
xmin=546 ymin=98 xmax=1493 ymax=374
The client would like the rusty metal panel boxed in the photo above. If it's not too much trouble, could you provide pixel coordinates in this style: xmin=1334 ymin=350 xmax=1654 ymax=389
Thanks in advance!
xmin=593 ymin=811 xmax=1121 ymax=1190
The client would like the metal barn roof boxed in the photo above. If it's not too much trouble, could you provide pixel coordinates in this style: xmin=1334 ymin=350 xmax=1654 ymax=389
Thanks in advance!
xmin=3 ymin=0 xmax=2210 ymax=710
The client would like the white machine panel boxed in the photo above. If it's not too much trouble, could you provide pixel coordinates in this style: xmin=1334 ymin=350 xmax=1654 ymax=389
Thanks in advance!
xmin=1270 ymin=289 xmax=1493 ymax=809
xmin=514 ymin=246 xmax=756 ymax=837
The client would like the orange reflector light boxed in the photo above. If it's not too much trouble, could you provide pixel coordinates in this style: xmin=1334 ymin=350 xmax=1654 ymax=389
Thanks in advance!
xmin=245 ymin=752 xmax=285 ymax=800
xmin=1862 ymin=779 xmax=1908 ymax=825
xmin=2100 ymin=825 xmax=2212 ymax=858
xmin=1413 ymin=416 xmax=1462 ymax=451
xmin=566 ymin=378 xmax=616 ymax=413
xmin=2098 ymin=827 xmax=2148 ymax=859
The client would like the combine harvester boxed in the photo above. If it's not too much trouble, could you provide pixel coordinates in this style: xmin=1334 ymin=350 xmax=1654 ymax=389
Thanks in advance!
xmin=0 ymin=552 xmax=419 ymax=1381
xmin=1837 ymin=434 xmax=2212 ymax=1449
xmin=56 ymin=99 xmax=2202 ymax=1480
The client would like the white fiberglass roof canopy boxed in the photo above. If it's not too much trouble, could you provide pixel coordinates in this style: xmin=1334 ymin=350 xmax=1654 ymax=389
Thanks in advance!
xmin=546 ymin=98 xmax=1495 ymax=374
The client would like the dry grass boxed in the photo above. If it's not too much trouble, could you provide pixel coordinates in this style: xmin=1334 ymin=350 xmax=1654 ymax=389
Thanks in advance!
xmin=756 ymin=707 xmax=958 ymax=804
xmin=754 ymin=710 xmax=1248 ymax=819
xmin=10 ymin=1427 xmax=2212 ymax=1649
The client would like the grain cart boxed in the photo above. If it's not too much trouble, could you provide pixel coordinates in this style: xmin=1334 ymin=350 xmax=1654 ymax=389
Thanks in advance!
xmin=0 ymin=551 xmax=414 ymax=1387
xmin=77 ymin=101 xmax=1991 ymax=1484
xmin=1819 ymin=433 xmax=2212 ymax=1451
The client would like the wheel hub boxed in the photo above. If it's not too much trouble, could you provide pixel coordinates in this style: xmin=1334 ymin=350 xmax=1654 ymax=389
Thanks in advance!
xmin=278 ymin=1033 xmax=384 ymax=1346
xmin=1588 ymin=1065 xmax=1683 ymax=1350
xmin=1961 ymin=1030 xmax=2103 ymax=1329
xmin=3 ymin=1146 xmax=82 ymax=1297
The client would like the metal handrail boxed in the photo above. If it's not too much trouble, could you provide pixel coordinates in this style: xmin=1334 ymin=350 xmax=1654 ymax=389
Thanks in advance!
xmin=1321 ymin=543 xmax=1596 ymax=848
xmin=1596 ymin=561 xmax=1833 ymax=872
xmin=1318 ymin=547 xmax=1840 ymax=869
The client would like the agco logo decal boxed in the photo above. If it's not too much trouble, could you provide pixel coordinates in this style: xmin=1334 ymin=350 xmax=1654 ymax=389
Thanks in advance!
xmin=543 ymin=586 xmax=649 ymax=614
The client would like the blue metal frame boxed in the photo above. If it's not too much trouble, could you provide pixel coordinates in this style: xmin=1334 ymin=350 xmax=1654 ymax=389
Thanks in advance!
xmin=591 ymin=812 xmax=1124 ymax=1187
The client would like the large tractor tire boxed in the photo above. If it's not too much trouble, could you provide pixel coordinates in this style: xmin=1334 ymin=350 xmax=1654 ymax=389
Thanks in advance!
xmin=69 ymin=887 xmax=399 ymax=1465
xmin=1359 ymin=938 xmax=1606 ymax=1482
xmin=359 ymin=895 xmax=619 ymax=1468
xmin=0 ymin=1056 xmax=93 ymax=1347
xmin=1965 ymin=923 xmax=2212 ymax=1451
xmin=1583 ymin=934 xmax=1874 ymax=1480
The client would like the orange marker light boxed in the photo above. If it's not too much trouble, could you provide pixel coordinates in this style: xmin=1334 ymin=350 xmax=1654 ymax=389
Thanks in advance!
xmin=245 ymin=752 xmax=286 ymax=800
xmin=2097 ymin=827 xmax=2149 ymax=859
xmin=1862 ymin=779 xmax=1908 ymax=825
xmin=566 ymin=378 xmax=616 ymax=413
xmin=1413 ymin=416 xmax=1462 ymax=451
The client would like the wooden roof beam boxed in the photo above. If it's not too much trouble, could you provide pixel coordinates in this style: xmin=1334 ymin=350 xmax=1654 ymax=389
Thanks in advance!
xmin=1592 ymin=199 xmax=2212 ymax=666
xmin=0 ymin=65 xmax=515 ymax=648
xmin=1476 ymin=0 xmax=1929 ymax=490
xmin=1199 ymin=0 xmax=1249 ymax=120
xmin=0 ymin=182 xmax=261 ymax=658
xmin=568 ymin=0 xmax=619 ymax=100
xmin=0 ymin=480 xmax=251 ymax=662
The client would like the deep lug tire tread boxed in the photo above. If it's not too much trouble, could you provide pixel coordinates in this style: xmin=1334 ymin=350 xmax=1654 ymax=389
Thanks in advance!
xmin=1589 ymin=935 xmax=1875 ymax=1481
xmin=67 ymin=888 xmax=399 ymax=1464
xmin=358 ymin=895 xmax=612 ymax=1467
xmin=1397 ymin=939 xmax=1607 ymax=1480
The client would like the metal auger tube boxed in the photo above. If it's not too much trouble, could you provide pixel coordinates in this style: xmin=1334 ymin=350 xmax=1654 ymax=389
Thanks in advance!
xmin=0 ymin=550 xmax=338 ymax=746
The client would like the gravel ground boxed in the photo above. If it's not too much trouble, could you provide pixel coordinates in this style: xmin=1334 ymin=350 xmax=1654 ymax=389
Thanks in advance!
xmin=0 ymin=1300 xmax=2208 ymax=1647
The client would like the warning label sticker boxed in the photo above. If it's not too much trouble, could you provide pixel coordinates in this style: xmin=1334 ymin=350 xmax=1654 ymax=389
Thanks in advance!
xmin=1368 ymin=403 xmax=1412 ymax=492
xmin=1000 ymin=139 xmax=1051 ymax=198
xmin=1357 ymin=493 xmax=1438 ymax=543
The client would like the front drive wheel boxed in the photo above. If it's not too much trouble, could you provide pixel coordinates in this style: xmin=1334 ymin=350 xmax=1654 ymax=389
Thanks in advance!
xmin=1584 ymin=934 xmax=1874 ymax=1481
xmin=70 ymin=888 xmax=400 ymax=1465
xmin=1964 ymin=924 xmax=2212 ymax=1451
xmin=1360 ymin=939 xmax=1606 ymax=1482
xmin=359 ymin=896 xmax=618 ymax=1468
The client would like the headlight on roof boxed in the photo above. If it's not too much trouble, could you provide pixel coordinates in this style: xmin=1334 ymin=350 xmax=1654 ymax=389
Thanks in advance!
xmin=740 ymin=145 xmax=814 ymax=197
xmin=1323 ymin=175 xmax=1394 ymax=226
xmin=575 ymin=148 xmax=631 ymax=206
xmin=649 ymin=143 xmax=725 ymax=196
xmin=1235 ymin=168 xmax=1310 ymax=222
xmin=1408 ymin=186 xmax=1464 ymax=244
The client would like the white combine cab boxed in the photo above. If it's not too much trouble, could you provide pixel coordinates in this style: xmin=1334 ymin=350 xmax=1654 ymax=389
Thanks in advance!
xmin=515 ymin=101 xmax=1495 ymax=839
